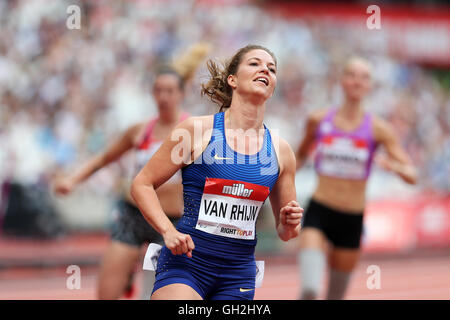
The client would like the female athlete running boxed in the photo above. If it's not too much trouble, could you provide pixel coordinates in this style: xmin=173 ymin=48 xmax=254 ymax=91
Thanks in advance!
xmin=295 ymin=57 xmax=418 ymax=300
xmin=53 ymin=43 xmax=210 ymax=299
xmin=131 ymin=45 xmax=303 ymax=300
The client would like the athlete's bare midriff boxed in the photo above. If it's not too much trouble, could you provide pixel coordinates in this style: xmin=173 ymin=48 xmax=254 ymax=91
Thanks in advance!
xmin=312 ymin=175 xmax=367 ymax=213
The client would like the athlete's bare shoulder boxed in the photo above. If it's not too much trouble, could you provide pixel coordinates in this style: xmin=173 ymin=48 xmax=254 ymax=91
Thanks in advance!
xmin=279 ymin=137 xmax=296 ymax=176
xmin=279 ymin=136 xmax=296 ymax=159
xmin=176 ymin=114 xmax=215 ymax=133
xmin=308 ymin=108 xmax=330 ymax=125
xmin=126 ymin=121 xmax=147 ymax=135
xmin=174 ymin=114 xmax=216 ymax=162
xmin=371 ymin=113 xmax=395 ymax=143
xmin=268 ymin=130 xmax=296 ymax=174
xmin=372 ymin=113 xmax=389 ymax=130
xmin=301 ymin=108 xmax=330 ymax=138
xmin=125 ymin=121 xmax=148 ymax=146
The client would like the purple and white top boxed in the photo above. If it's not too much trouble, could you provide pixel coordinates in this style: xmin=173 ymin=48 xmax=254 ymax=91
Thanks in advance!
xmin=313 ymin=108 xmax=378 ymax=180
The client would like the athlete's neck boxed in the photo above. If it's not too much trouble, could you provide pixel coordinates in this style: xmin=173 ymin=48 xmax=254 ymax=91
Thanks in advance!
xmin=159 ymin=108 xmax=181 ymax=125
xmin=339 ymin=100 xmax=364 ymax=121
xmin=226 ymin=95 xmax=265 ymax=131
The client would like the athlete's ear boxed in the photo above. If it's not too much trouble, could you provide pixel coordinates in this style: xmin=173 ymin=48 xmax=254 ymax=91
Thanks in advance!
xmin=227 ymin=74 xmax=237 ymax=90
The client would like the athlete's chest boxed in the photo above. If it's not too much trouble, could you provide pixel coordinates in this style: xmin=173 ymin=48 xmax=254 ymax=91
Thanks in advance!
xmin=315 ymin=118 xmax=374 ymax=179
xmin=184 ymin=141 xmax=279 ymax=191
xmin=135 ymin=140 xmax=163 ymax=167
xmin=316 ymin=134 xmax=371 ymax=162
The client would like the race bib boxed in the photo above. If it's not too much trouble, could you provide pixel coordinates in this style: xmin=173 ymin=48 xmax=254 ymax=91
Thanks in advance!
xmin=317 ymin=136 xmax=370 ymax=179
xmin=143 ymin=243 xmax=163 ymax=271
xmin=195 ymin=178 xmax=270 ymax=240
xmin=255 ymin=260 xmax=265 ymax=288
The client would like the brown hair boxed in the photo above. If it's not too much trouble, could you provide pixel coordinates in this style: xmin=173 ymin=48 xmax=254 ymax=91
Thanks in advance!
xmin=201 ymin=44 xmax=277 ymax=112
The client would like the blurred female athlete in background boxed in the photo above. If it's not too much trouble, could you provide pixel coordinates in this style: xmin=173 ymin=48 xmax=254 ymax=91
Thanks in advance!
xmin=131 ymin=45 xmax=303 ymax=300
xmin=53 ymin=43 xmax=210 ymax=299
xmin=295 ymin=57 xmax=418 ymax=300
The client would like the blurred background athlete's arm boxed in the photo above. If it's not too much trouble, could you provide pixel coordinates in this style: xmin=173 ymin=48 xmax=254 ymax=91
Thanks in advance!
xmin=53 ymin=124 xmax=142 ymax=195
xmin=373 ymin=116 xmax=418 ymax=185
xmin=295 ymin=109 xmax=327 ymax=171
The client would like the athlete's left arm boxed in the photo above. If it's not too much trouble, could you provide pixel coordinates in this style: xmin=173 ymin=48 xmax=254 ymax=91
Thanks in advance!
xmin=269 ymin=137 xmax=304 ymax=241
xmin=373 ymin=116 xmax=418 ymax=185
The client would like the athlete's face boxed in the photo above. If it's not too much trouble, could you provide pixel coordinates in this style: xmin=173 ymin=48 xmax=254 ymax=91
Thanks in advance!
xmin=227 ymin=49 xmax=277 ymax=102
xmin=341 ymin=59 xmax=372 ymax=102
xmin=152 ymin=74 xmax=184 ymax=113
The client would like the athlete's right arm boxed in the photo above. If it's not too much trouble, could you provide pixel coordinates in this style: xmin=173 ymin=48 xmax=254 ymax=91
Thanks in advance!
xmin=131 ymin=116 xmax=211 ymax=258
xmin=269 ymin=137 xmax=304 ymax=241
xmin=53 ymin=124 xmax=141 ymax=195
xmin=295 ymin=109 xmax=326 ymax=171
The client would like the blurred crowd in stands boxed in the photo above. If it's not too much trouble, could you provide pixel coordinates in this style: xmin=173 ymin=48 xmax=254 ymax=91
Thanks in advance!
xmin=1 ymin=0 xmax=449 ymax=202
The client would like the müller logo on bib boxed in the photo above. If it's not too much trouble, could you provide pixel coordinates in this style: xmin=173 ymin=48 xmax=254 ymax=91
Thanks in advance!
xmin=195 ymin=178 xmax=270 ymax=240
xmin=222 ymin=183 xmax=253 ymax=198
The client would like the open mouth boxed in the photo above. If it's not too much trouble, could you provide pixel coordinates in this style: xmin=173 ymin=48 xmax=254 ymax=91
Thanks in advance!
xmin=254 ymin=77 xmax=269 ymax=86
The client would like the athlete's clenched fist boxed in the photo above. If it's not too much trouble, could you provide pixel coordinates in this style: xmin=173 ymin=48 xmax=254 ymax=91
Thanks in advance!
xmin=278 ymin=200 xmax=303 ymax=239
xmin=53 ymin=176 xmax=76 ymax=195
xmin=162 ymin=229 xmax=195 ymax=258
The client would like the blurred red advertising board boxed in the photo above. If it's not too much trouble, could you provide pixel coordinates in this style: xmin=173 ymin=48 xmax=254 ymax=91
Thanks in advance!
xmin=415 ymin=195 xmax=450 ymax=248
xmin=362 ymin=200 xmax=417 ymax=253
xmin=362 ymin=194 xmax=450 ymax=253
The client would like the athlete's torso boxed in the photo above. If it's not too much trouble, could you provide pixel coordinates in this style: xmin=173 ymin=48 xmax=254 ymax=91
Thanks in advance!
xmin=312 ymin=108 xmax=378 ymax=212
xmin=177 ymin=112 xmax=280 ymax=253
xmin=124 ymin=113 xmax=189 ymax=214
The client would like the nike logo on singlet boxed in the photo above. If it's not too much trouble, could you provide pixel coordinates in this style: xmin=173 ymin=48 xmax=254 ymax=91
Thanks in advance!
xmin=214 ymin=154 xmax=232 ymax=160
xmin=239 ymin=288 xmax=254 ymax=292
